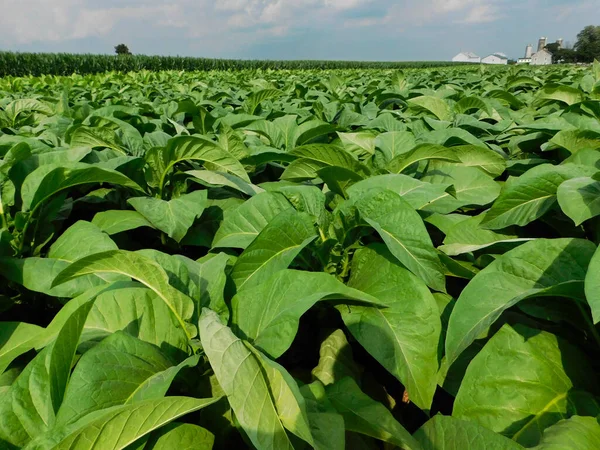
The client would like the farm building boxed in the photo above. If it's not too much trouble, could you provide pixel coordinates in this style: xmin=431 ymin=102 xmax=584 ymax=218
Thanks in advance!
xmin=531 ymin=48 xmax=552 ymax=65
xmin=482 ymin=53 xmax=508 ymax=65
xmin=452 ymin=52 xmax=481 ymax=63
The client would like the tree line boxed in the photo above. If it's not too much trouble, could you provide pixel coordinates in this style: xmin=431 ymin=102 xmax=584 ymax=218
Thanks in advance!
xmin=548 ymin=25 xmax=600 ymax=63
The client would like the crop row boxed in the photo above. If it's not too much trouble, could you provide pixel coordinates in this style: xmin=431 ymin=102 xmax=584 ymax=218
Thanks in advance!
xmin=0 ymin=52 xmax=465 ymax=77
xmin=1 ymin=63 xmax=600 ymax=449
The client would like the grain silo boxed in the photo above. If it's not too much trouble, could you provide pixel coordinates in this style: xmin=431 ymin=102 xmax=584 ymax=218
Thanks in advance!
xmin=537 ymin=37 xmax=547 ymax=52
xmin=525 ymin=44 xmax=533 ymax=58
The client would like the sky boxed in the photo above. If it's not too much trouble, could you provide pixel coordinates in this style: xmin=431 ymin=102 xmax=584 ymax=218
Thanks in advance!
xmin=1 ymin=0 xmax=599 ymax=61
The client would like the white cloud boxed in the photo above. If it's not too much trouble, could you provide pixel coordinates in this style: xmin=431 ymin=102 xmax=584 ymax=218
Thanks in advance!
xmin=385 ymin=0 xmax=504 ymax=26
xmin=0 ymin=0 xmax=186 ymax=43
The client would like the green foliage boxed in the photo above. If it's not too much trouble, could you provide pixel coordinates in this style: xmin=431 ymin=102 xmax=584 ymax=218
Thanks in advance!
xmin=575 ymin=25 xmax=600 ymax=63
xmin=1 ymin=63 xmax=600 ymax=450
xmin=114 ymin=44 xmax=132 ymax=56
xmin=0 ymin=52 xmax=465 ymax=77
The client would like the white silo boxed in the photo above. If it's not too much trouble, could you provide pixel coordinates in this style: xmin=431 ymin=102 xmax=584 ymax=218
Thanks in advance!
xmin=556 ymin=38 xmax=564 ymax=49
xmin=525 ymin=44 xmax=533 ymax=58
xmin=537 ymin=37 xmax=547 ymax=52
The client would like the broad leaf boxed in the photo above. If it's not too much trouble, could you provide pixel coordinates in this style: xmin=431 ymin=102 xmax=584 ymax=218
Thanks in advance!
xmin=326 ymin=377 xmax=422 ymax=450
xmin=21 ymin=163 xmax=142 ymax=212
xmin=0 ymin=298 xmax=95 ymax=447
xmin=557 ymin=177 xmax=600 ymax=225
xmin=92 ymin=210 xmax=156 ymax=235
xmin=532 ymin=416 xmax=600 ymax=450
xmin=230 ymin=209 xmax=317 ymax=291
xmin=481 ymin=164 xmax=596 ymax=229
xmin=454 ymin=324 xmax=599 ymax=447
xmin=414 ymin=415 xmax=524 ymax=450
xmin=352 ymin=188 xmax=446 ymax=292
xmin=232 ymin=269 xmax=382 ymax=359
xmin=27 ymin=396 xmax=219 ymax=450
xmin=128 ymin=190 xmax=207 ymax=243
xmin=212 ymin=191 xmax=292 ymax=249
xmin=52 ymin=250 xmax=195 ymax=339
xmin=387 ymin=144 xmax=461 ymax=175
xmin=56 ymin=332 xmax=174 ymax=425
xmin=446 ymin=238 xmax=595 ymax=364
xmin=439 ymin=214 xmax=531 ymax=256
xmin=311 ymin=329 xmax=362 ymax=387
xmin=199 ymin=308 xmax=309 ymax=450
xmin=144 ymin=423 xmax=214 ymax=450
xmin=342 ymin=245 xmax=442 ymax=411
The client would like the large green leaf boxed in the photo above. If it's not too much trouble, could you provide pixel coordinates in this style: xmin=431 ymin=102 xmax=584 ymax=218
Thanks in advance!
xmin=584 ymin=245 xmax=600 ymax=323
xmin=481 ymin=164 xmax=597 ymax=229
xmin=0 ymin=322 xmax=44 ymax=374
xmin=446 ymin=238 xmax=595 ymax=364
xmin=289 ymin=144 xmax=361 ymax=170
xmin=232 ymin=269 xmax=382 ymax=359
xmin=0 ymin=221 xmax=123 ymax=298
xmin=341 ymin=245 xmax=442 ymax=411
xmin=21 ymin=163 xmax=142 ymax=212
xmin=300 ymin=381 xmax=345 ymax=450
xmin=532 ymin=416 xmax=600 ymax=450
xmin=199 ymin=308 xmax=310 ymax=450
xmin=128 ymin=190 xmax=207 ymax=242
xmin=144 ymin=423 xmax=214 ymax=450
xmin=52 ymin=250 xmax=195 ymax=339
xmin=243 ymin=89 xmax=282 ymax=115
xmin=550 ymin=129 xmax=600 ymax=154
xmin=325 ymin=377 xmax=422 ymax=450
xmin=26 ymin=397 xmax=219 ymax=450
xmin=81 ymin=285 xmax=190 ymax=359
xmin=374 ymin=131 xmax=416 ymax=162
xmin=454 ymin=324 xmax=599 ymax=447
xmin=230 ymin=209 xmax=317 ymax=291
xmin=387 ymin=144 xmax=461 ymax=174
xmin=347 ymin=174 xmax=452 ymax=210
xmin=352 ymin=188 xmax=446 ymax=292
xmin=311 ymin=329 xmax=362 ymax=387
xmin=536 ymin=85 xmax=584 ymax=106
xmin=56 ymin=332 xmax=174 ymax=425
xmin=439 ymin=214 xmax=531 ymax=256
xmin=185 ymin=252 xmax=231 ymax=321
xmin=422 ymin=165 xmax=501 ymax=214
xmin=409 ymin=96 xmax=453 ymax=121
xmin=149 ymin=136 xmax=250 ymax=190
xmin=445 ymin=145 xmax=506 ymax=177
xmin=186 ymin=170 xmax=263 ymax=196
xmin=413 ymin=415 xmax=524 ymax=450
xmin=0 ymin=298 xmax=95 ymax=447
xmin=557 ymin=177 xmax=600 ymax=226
xmin=91 ymin=210 xmax=156 ymax=235
xmin=212 ymin=191 xmax=292 ymax=249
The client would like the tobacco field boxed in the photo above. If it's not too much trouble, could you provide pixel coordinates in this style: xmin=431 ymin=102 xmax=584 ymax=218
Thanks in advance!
xmin=1 ymin=63 xmax=600 ymax=449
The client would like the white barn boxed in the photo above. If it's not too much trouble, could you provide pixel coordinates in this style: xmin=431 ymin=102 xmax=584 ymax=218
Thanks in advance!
xmin=531 ymin=49 xmax=552 ymax=65
xmin=452 ymin=52 xmax=481 ymax=63
xmin=482 ymin=53 xmax=508 ymax=65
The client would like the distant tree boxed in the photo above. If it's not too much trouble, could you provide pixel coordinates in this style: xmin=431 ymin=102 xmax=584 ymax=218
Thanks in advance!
xmin=555 ymin=48 xmax=579 ymax=64
xmin=545 ymin=42 xmax=560 ymax=55
xmin=115 ymin=44 xmax=132 ymax=56
xmin=574 ymin=25 xmax=600 ymax=62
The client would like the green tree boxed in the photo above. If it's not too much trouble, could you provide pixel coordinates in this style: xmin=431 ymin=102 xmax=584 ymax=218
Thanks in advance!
xmin=114 ymin=44 xmax=132 ymax=56
xmin=556 ymin=48 xmax=579 ymax=63
xmin=574 ymin=25 xmax=600 ymax=62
